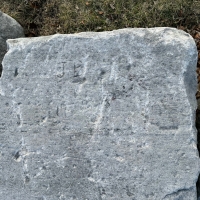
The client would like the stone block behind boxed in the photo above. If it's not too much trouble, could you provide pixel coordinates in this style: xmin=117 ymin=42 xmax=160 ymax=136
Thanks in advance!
xmin=0 ymin=10 xmax=24 ymax=75
xmin=0 ymin=28 xmax=199 ymax=199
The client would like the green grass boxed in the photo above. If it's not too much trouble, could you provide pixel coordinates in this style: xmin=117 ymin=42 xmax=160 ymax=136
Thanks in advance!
xmin=1 ymin=0 xmax=200 ymax=36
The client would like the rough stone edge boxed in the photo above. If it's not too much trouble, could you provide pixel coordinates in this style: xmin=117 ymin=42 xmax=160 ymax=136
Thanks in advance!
xmin=2 ymin=27 xmax=198 ymax=106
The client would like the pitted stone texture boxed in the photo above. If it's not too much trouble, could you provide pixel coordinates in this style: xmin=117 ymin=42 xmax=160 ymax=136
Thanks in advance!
xmin=0 ymin=28 xmax=199 ymax=199
xmin=0 ymin=10 xmax=24 ymax=74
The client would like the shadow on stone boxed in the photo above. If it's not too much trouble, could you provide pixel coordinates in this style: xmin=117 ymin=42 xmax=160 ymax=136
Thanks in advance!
xmin=0 ymin=63 xmax=2 ymax=77
xmin=196 ymin=108 xmax=200 ymax=199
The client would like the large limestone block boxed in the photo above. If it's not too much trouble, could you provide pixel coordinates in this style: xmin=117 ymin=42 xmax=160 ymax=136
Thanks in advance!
xmin=0 ymin=28 xmax=199 ymax=199
xmin=0 ymin=10 xmax=24 ymax=74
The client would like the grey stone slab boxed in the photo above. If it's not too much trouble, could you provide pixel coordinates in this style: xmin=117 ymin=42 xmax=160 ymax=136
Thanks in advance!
xmin=0 ymin=10 xmax=24 ymax=75
xmin=0 ymin=28 xmax=199 ymax=199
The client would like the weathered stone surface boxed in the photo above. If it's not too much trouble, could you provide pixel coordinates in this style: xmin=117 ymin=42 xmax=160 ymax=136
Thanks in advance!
xmin=0 ymin=28 xmax=199 ymax=199
xmin=0 ymin=10 xmax=24 ymax=75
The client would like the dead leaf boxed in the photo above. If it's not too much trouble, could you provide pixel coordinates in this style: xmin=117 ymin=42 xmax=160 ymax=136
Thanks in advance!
xmin=177 ymin=26 xmax=185 ymax=31
xmin=196 ymin=91 xmax=200 ymax=99
xmin=197 ymin=42 xmax=200 ymax=50
xmin=196 ymin=67 xmax=200 ymax=74
xmin=195 ymin=32 xmax=200 ymax=39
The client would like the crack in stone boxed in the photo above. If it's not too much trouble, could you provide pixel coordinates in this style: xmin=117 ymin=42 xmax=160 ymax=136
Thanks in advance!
xmin=20 ymin=136 xmax=30 ymax=186
xmin=163 ymin=187 xmax=194 ymax=199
